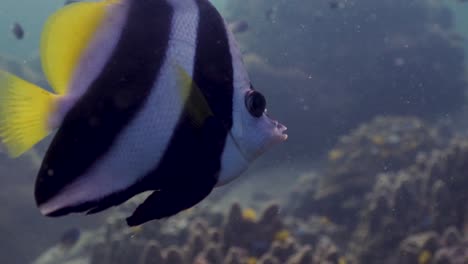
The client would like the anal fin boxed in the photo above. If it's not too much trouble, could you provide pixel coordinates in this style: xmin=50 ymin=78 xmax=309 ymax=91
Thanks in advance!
xmin=126 ymin=176 xmax=216 ymax=226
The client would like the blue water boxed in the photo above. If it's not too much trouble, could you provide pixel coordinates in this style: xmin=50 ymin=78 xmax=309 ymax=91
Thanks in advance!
xmin=0 ymin=0 xmax=227 ymax=61
xmin=1 ymin=0 xmax=468 ymax=263
xmin=446 ymin=0 xmax=468 ymax=35
xmin=0 ymin=0 xmax=64 ymax=61
xmin=444 ymin=1 xmax=468 ymax=69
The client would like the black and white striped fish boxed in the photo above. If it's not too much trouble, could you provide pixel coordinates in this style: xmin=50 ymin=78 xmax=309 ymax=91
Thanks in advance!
xmin=0 ymin=0 xmax=287 ymax=226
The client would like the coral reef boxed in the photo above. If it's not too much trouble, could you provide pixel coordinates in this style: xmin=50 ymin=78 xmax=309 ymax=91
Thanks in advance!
xmin=348 ymin=136 xmax=468 ymax=263
xmin=288 ymin=116 xmax=452 ymax=227
xmin=283 ymin=116 xmax=468 ymax=263
xmin=87 ymin=203 xmax=345 ymax=264
xmin=35 ymin=202 xmax=347 ymax=264
xmin=396 ymin=227 xmax=468 ymax=264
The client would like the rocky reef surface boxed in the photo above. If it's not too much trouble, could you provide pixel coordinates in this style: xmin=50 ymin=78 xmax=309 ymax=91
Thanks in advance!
xmin=32 ymin=116 xmax=468 ymax=264
xmin=288 ymin=116 xmax=453 ymax=227
xmin=34 ymin=201 xmax=348 ymax=264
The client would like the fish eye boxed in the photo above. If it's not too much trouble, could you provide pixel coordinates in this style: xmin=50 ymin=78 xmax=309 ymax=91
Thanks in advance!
xmin=245 ymin=90 xmax=266 ymax=118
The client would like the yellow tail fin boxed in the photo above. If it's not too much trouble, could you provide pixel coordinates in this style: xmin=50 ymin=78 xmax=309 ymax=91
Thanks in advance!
xmin=0 ymin=71 xmax=55 ymax=157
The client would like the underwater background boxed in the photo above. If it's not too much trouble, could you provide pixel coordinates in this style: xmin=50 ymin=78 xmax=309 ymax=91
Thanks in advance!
xmin=2 ymin=0 xmax=468 ymax=263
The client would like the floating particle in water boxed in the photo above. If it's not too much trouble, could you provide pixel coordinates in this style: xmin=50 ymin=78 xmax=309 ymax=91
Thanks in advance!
xmin=11 ymin=22 xmax=24 ymax=40
xmin=229 ymin=20 xmax=249 ymax=34
xmin=265 ymin=7 xmax=276 ymax=22
xmin=394 ymin=57 xmax=405 ymax=67
xmin=329 ymin=1 xmax=345 ymax=9
xmin=329 ymin=1 xmax=339 ymax=9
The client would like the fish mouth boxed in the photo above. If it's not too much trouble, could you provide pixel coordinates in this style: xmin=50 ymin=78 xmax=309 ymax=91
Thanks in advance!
xmin=265 ymin=110 xmax=288 ymax=141
xmin=268 ymin=115 xmax=288 ymax=142
xmin=275 ymin=120 xmax=288 ymax=141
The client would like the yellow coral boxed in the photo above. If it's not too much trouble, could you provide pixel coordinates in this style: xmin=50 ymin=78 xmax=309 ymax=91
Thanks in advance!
xmin=328 ymin=149 xmax=344 ymax=161
xmin=418 ymin=250 xmax=431 ymax=264
xmin=242 ymin=208 xmax=258 ymax=222
xmin=338 ymin=257 xmax=347 ymax=264
xmin=380 ymin=150 xmax=390 ymax=158
xmin=320 ymin=216 xmax=331 ymax=225
xmin=409 ymin=141 xmax=419 ymax=150
xmin=130 ymin=225 xmax=143 ymax=234
xmin=274 ymin=229 xmax=291 ymax=242
xmin=371 ymin=135 xmax=385 ymax=145
xmin=247 ymin=257 xmax=257 ymax=264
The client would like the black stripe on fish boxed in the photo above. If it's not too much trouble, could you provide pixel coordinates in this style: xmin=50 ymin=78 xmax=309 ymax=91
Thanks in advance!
xmin=193 ymin=0 xmax=234 ymax=131
xmin=126 ymin=115 xmax=228 ymax=226
xmin=35 ymin=0 xmax=174 ymax=208
xmin=125 ymin=0 xmax=235 ymax=226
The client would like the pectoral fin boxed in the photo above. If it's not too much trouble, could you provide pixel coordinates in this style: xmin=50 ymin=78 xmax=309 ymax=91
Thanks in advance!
xmin=175 ymin=65 xmax=213 ymax=128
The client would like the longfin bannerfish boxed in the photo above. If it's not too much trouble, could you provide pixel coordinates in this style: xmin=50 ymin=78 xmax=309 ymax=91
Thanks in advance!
xmin=0 ymin=0 xmax=287 ymax=226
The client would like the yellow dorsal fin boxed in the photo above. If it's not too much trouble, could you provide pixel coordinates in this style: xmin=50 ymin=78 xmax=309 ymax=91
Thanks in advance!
xmin=40 ymin=1 xmax=111 ymax=95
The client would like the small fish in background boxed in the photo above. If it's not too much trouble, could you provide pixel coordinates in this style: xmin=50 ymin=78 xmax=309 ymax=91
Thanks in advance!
xmin=59 ymin=228 xmax=80 ymax=249
xmin=0 ymin=0 xmax=287 ymax=227
xmin=228 ymin=20 xmax=249 ymax=34
xmin=11 ymin=22 xmax=24 ymax=40
xmin=265 ymin=6 xmax=277 ymax=23
xmin=64 ymin=0 xmax=80 ymax=5
xmin=329 ymin=1 xmax=339 ymax=9
xmin=329 ymin=0 xmax=345 ymax=9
